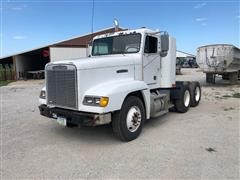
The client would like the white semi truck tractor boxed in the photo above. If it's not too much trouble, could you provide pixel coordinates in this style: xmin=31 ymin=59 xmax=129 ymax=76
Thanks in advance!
xmin=39 ymin=28 xmax=201 ymax=141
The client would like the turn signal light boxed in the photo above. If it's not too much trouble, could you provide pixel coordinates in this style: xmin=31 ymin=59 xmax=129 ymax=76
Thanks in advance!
xmin=83 ymin=96 xmax=109 ymax=107
xmin=99 ymin=97 xmax=109 ymax=107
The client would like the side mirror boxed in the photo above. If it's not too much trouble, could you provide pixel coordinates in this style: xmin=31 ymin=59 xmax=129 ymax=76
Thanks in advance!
xmin=160 ymin=32 xmax=169 ymax=57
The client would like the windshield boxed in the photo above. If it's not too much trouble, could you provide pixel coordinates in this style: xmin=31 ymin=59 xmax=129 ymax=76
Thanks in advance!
xmin=92 ymin=33 xmax=141 ymax=56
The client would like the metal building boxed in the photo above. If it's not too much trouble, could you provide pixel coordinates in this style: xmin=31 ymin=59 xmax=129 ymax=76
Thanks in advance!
xmin=0 ymin=27 xmax=124 ymax=80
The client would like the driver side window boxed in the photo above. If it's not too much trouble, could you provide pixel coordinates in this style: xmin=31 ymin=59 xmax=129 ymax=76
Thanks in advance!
xmin=144 ymin=36 xmax=158 ymax=53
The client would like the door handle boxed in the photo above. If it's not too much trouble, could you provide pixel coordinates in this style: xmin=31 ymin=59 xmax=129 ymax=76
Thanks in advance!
xmin=116 ymin=69 xmax=128 ymax=73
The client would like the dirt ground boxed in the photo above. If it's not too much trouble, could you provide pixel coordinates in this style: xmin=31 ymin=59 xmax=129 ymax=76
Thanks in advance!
xmin=0 ymin=68 xmax=239 ymax=179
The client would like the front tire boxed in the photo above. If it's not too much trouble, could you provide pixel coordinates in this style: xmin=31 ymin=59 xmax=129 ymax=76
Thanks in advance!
xmin=112 ymin=96 xmax=145 ymax=142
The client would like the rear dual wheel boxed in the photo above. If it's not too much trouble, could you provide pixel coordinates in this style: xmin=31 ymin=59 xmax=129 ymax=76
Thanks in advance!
xmin=190 ymin=82 xmax=201 ymax=107
xmin=174 ymin=85 xmax=191 ymax=113
xmin=174 ymin=82 xmax=201 ymax=113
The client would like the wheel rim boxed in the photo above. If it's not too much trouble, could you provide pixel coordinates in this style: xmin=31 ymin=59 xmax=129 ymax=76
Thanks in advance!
xmin=195 ymin=86 xmax=200 ymax=102
xmin=184 ymin=90 xmax=190 ymax=107
xmin=126 ymin=106 xmax=142 ymax=132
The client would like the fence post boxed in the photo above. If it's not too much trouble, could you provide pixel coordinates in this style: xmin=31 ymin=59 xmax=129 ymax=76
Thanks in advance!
xmin=0 ymin=65 xmax=2 ymax=81
xmin=4 ymin=68 xmax=6 ymax=81
xmin=9 ymin=64 xmax=13 ymax=80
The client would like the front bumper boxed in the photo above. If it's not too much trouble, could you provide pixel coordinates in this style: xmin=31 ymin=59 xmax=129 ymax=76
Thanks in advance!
xmin=39 ymin=104 xmax=111 ymax=126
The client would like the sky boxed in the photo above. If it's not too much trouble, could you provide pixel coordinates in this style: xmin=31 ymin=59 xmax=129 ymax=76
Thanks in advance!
xmin=0 ymin=0 xmax=239 ymax=57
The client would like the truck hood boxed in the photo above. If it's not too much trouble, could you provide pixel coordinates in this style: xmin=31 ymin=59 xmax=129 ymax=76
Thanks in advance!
xmin=50 ymin=55 xmax=135 ymax=70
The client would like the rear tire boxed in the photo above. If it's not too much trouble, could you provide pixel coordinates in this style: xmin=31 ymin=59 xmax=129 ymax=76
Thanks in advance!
xmin=229 ymin=72 xmax=238 ymax=84
xmin=112 ymin=96 xmax=145 ymax=142
xmin=174 ymin=85 xmax=191 ymax=113
xmin=222 ymin=74 xmax=229 ymax=80
xmin=206 ymin=73 xmax=215 ymax=84
xmin=189 ymin=82 xmax=201 ymax=107
xmin=66 ymin=122 xmax=77 ymax=128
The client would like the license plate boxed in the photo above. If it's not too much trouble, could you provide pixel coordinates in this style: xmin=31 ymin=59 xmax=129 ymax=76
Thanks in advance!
xmin=57 ymin=117 xmax=67 ymax=126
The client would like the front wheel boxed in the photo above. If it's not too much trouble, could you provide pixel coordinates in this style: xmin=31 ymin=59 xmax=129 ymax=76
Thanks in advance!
xmin=112 ymin=96 xmax=145 ymax=141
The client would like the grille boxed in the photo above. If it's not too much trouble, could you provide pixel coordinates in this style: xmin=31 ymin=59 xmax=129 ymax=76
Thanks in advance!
xmin=46 ymin=64 xmax=77 ymax=109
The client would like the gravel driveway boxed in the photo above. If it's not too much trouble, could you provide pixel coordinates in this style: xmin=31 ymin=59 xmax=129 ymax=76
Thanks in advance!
xmin=1 ymin=68 xmax=239 ymax=179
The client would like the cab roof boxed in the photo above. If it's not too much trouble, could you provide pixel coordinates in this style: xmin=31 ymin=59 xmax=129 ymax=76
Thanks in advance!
xmin=93 ymin=28 xmax=158 ymax=40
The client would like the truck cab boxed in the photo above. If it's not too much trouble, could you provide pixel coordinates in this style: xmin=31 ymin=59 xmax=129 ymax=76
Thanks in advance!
xmin=39 ymin=28 xmax=201 ymax=141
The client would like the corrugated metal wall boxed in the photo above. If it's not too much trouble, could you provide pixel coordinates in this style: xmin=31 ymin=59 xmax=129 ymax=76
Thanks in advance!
xmin=50 ymin=47 xmax=88 ymax=62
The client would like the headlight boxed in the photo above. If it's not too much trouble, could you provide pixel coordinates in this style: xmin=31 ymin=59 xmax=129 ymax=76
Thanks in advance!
xmin=39 ymin=90 xmax=46 ymax=99
xmin=83 ymin=96 xmax=109 ymax=107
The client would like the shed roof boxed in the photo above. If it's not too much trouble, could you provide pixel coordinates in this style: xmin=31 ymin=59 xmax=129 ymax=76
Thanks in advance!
xmin=0 ymin=27 xmax=126 ymax=59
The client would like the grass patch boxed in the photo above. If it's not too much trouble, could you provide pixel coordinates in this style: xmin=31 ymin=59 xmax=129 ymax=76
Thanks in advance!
xmin=224 ymin=107 xmax=235 ymax=111
xmin=222 ymin=95 xmax=232 ymax=98
xmin=219 ymin=93 xmax=240 ymax=99
xmin=0 ymin=80 xmax=14 ymax=87
xmin=232 ymin=93 xmax=240 ymax=98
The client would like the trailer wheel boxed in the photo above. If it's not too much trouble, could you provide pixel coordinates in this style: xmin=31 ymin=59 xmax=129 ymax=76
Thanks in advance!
xmin=112 ymin=96 xmax=145 ymax=141
xmin=222 ymin=73 xmax=229 ymax=80
xmin=66 ymin=122 xmax=77 ymax=128
xmin=190 ymin=82 xmax=201 ymax=107
xmin=229 ymin=72 xmax=238 ymax=84
xmin=206 ymin=73 xmax=215 ymax=84
xmin=175 ymin=85 xmax=191 ymax=113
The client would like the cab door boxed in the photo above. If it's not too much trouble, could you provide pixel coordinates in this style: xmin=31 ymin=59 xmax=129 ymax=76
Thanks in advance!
xmin=143 ymin=35 xmax=160 ymax=86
